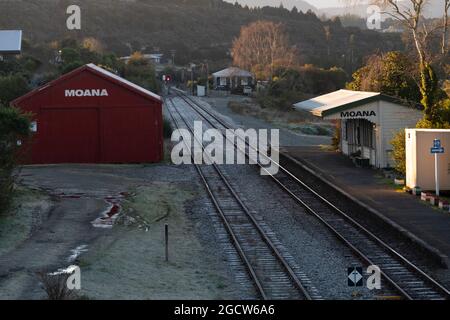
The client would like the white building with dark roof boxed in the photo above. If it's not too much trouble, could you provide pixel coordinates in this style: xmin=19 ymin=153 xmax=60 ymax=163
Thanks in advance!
xmin=294 ymin=89 xmax=423 ymax=168
xmin=212 ymin=67 xmax=254 ymax=91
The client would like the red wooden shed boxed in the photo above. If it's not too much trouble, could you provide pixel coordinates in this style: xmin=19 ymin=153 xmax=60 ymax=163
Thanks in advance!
xmin=12 ymin=63 xmax=163 ymax=164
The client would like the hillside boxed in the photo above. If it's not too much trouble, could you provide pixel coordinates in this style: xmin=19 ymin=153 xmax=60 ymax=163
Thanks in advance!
xmin=0 ymin=0 xmax=404 ymax=71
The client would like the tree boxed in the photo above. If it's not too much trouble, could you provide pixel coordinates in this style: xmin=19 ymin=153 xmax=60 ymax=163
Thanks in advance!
xmin=0 ymin=106 xmax=31 ymax=214
xmin=0 ymin=74 xmax=30 ymax=105
xmin=442 ymin=0 xmax=450 ymax=55
xmin=231 ymin=21 xmax=297 ymax=81
xmin=123 ymin=52 xmax=159 ymax=93
xmin=347 ymin=51 xmax=421 ymax=103
xmin=82 ymin=37 xmax=104 ymax=54
xmin=348 ymin=0 xmax=449 ymax=124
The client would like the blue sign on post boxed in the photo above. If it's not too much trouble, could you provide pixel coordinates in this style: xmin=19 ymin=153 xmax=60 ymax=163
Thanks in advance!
xmin=431 ymin=139 xmax=444 ymax=196
xmin=431 ymin=139 xmax=444 ymax=154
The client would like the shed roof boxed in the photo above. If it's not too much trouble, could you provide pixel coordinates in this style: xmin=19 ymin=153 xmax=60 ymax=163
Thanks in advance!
xmin=212 ymin=67 xmax=253 ymax=78
xmin=12 ymin=63 xmax=162 ymax=105
xmin=293 ymin=89 xmax=420 ymax=117
xmin=0 ymin=30 xmax=22 ymax=54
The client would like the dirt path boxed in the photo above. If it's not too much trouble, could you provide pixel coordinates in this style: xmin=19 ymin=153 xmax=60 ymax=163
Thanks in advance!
xmin=0 ymin=197 xmax=109 ymax=299
xmin=0 ymin=164 xmax=242 ymax=300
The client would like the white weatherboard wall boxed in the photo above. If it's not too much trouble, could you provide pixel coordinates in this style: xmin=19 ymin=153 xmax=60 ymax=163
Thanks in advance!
xmin=326 ymin=100 xmax=422 ymax=168
xmin=379 ymin=101 xmax=423 ymax=167
xmin=406 ymin=129 xmax=450 ymax=191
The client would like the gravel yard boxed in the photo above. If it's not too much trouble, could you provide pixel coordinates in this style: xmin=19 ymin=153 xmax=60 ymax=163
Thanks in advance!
xmin=202 ymin=95 xmax=332 ymax=147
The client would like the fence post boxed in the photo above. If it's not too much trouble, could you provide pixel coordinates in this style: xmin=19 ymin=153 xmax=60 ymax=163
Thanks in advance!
xmin=165 ymin=224 xmax=169 ymax=262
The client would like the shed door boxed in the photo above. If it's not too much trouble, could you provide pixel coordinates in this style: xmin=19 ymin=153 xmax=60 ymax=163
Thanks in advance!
xmin=40 ymin=108 xmax=99 ymax=163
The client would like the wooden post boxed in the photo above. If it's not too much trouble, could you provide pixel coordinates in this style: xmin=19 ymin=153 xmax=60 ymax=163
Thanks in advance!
xmin=165 ymin=224 xmax=169 ymax=262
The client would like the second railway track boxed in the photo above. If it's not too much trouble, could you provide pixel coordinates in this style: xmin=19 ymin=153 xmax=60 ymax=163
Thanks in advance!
xmin=166 ymin=96 xmax=320 ymax=300
xmin=171 ymin=89 xmax=450 ymax=300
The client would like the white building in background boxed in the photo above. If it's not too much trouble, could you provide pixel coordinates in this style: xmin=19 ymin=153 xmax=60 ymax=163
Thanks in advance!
xmin=212 ymin=67 xmax=254 ymax=91
xmin=120 ymin=53 xmax=164 ymax=65
xmin=294 ymin=90 xmax=423 ymax=168
xmin=0 ymin=30 xmax=22 ymax=58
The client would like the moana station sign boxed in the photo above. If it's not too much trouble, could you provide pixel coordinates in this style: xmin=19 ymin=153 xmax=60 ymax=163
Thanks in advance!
xmin=340 ymin=110 xmax=377 ymax=118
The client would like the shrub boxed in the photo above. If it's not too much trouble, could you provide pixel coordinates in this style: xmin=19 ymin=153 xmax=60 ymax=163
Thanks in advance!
xmin=390 ymin=130 xmax=406 ymax=175
xmin=331 ymin=121 xmax=341 ymax=151
xmin=0 ymin=74 xmax=30 ymax=105
xmin=0 ymin=106 xmax=31 ymax=214
xmin=37 ymin=271 xmax=76 ymax=300
xmin=163 ymin=117 xmax=173 ymax=139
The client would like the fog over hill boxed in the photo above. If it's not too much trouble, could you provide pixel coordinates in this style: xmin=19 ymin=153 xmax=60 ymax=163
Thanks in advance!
xmin=223 ymin=0 xmax=318 ymax=12
xmin=229 ymin=0 xmax=448 ymax=18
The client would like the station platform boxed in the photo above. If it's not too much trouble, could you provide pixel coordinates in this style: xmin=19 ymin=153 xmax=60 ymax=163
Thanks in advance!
xmin=281 ymin=146 xmax=450 ymax=266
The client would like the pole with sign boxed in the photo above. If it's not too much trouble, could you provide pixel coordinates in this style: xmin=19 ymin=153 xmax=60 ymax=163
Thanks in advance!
xmin=431 ymin=139 xmax=445 ymax=196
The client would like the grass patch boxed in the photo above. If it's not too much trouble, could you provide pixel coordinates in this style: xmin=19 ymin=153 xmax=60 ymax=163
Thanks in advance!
xmin=120 ymin=183 xmax=197 ymax=229
xmin=0 ymin=186 xmax=52 ymax=256
xmin=228 ymin=100 xmax=333 ymax=136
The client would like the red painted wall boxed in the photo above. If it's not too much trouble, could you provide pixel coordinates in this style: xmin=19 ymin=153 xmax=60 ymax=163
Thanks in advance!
xmin=12 ymin=65 xmax=163 ymax=164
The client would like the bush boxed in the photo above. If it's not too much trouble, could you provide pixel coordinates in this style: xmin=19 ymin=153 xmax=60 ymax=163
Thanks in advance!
xmin=163 ymin=117 xmax=173 ymax=139
xmin=331 ymin=121 xmax=341 ymax=151
xmin=37 ymin=271 xmax=76 ymax=300
xmin=0 ymin=106 xmax=31 ymax=214
xmin=0 ymin=74 xmax=30 ymax=105
xmin=390 ymin=130 xmax=406 ymax=175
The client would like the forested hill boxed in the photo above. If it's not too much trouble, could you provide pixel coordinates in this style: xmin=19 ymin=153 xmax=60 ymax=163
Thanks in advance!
xmin=0 ymin=0 xmax=403 ymax=70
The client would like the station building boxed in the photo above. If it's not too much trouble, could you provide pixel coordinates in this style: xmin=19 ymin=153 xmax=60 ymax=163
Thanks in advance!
xmin=212 ymin=67 xmax=254 ymax=91
xmin=12 ymin=63 xmax=163 ymax=164
xmin=294 ymin=90 xmax=423 ymax=168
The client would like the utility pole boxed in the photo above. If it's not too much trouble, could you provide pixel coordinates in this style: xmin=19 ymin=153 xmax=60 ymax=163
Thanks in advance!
xmin=171 ymin=49 xmax=176 ymax=66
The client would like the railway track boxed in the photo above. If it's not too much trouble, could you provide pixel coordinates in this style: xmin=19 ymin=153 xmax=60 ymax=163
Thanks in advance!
xmin=165 ymin=97 xmax=319 ymax=300
xmin=172 ymin=89 xmax=450 ymax=300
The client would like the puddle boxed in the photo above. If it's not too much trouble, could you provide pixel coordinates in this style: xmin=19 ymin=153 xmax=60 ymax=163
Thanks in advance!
xmin=49 ymin=265 xmax=79 ymax=276
xmin=91 ymin=195 xmax=125 ymax=228
xmin=50 ymin=191 xmax=128 ymax=229
xmin=67 ymin=244 xmax=89 ymax=263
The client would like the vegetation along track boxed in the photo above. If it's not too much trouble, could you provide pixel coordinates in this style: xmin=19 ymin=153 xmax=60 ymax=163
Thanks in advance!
xmin=165 ymin=96 xmax=319 ymax=300
xmin=172 ymin=89 xmax=450 ymax=300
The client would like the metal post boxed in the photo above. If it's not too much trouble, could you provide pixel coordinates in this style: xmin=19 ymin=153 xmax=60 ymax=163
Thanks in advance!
xmin=435 ymin=153 xmax=440 ymax=197
xmin=191 ymin=68 xmax=194 ymax=95
xmin=165 ymin=224 xmax=169 ymax=262
xmin=205 ymin=61 xmax=209 ymax=96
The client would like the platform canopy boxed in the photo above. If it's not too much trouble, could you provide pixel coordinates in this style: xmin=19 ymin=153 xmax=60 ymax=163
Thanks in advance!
xmin=212 ymin=67 xmax=253 ymax=78
xmin=0 ymin=30 xmax=22 ymax=54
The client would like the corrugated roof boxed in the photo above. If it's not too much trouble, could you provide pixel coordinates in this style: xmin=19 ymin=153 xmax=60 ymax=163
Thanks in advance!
xmin=212 ymin=67 xmax=253 ymax=78
xmin=12 ymin=64 xmax=162 ymax=105
xmin=293 ymin=89 xmax=420 ymax=117
xmin=0 ymin=30 xmax=22 ymax=54
xmin=86 ymin=64 xmax=162 ymax=101
xmin=294 ymin=90 xmax=380 ymax=117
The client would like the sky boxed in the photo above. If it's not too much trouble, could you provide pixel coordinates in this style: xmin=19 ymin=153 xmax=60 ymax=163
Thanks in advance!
xmin=306 ymin=0 xmax=347 ymax=8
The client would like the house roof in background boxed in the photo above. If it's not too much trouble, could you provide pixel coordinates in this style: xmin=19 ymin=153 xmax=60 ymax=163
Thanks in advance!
xmin=0 ymin=30 xmax=22 ymax=54
xmin=212 ymin=67 xmax=253 ymax=78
